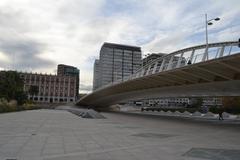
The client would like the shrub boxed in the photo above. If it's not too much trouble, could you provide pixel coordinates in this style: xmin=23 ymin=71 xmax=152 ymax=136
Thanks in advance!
xmin=209 ymin=106 xmax=219 ymax=114
xmin=0 ymin=98 xmax=40 ymax=113
xmin=0 ymin=98 xmax=8 ymax=112
xmin=0 ymin=71 xmax=27 ymax=105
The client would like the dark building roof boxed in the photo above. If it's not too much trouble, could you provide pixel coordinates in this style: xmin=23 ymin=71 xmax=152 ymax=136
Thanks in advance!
xmin=102 ymin=42 xmax=141 ymax=52
xmin=57 ymin=64 xmax=79 ymax=77
xmin=142 ymin=53 xmax=166 ymax=66
xmin=57 ymin=64 xmax=78 ymax=69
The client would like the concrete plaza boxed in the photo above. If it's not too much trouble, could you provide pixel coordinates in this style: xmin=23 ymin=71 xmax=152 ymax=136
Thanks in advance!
xmin=0 ymin=109 xmax=240 ymax=160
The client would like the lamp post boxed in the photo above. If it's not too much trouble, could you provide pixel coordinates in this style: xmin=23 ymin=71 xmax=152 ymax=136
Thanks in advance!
xmin=203 ymin=14 xmax=220 ymax=61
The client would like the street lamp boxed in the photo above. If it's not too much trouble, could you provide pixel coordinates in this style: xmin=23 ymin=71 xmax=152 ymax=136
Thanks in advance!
xmin=203 ymin=14 xmax=220 ymax=61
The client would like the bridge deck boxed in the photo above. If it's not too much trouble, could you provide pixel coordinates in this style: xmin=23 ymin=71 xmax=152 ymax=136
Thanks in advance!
xmin=79 ymin=52 xmax=240 ymax=107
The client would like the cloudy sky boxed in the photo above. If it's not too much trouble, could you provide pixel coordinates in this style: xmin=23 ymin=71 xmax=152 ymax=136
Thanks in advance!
xmin=0 ymin=0 xmax=239 ymax=93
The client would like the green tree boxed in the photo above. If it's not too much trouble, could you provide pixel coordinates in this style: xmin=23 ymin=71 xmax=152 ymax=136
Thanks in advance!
xmin=0 ymin=71 xmax=27 ymax=104
xmin=15 ymin=91 xmax=28 ymax=105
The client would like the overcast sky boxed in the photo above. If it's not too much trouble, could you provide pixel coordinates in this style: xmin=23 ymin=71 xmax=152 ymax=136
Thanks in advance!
xmin=0 ymin=0 xmax=239 ymax=93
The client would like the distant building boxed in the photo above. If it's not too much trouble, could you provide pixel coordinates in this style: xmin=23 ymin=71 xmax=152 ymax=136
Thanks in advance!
xmin=129 ymin=98 xmax=189 ymax=108
xmin=202 ymin=97 xmax=222 ymax=106
xmin=57 ymin=64 xmax=80 ymax=98
xmin=129 ymin=97 xmax=222 ymax=108
xmin=142 ymin=53 xmax=166 ymax=67
xmin=93 ymin=60 xmax=100 ymax=90
xmin=57 ymin=64 xmax=79 ymax=77
xmin=93 ymin=42 xmax=142 ymax=90
xmin=20 ymin=64 xmax=79 ymax=103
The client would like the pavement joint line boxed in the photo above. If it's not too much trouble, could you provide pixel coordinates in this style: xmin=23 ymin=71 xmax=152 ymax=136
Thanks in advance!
xmin=40 ymin=135 xmax=48 ymax=156
xmin=0 ymin=134 xmax=30 ymax=137
xmin=43 ymin=142 xmax=163 ymax=159
xmin=6 ymin=131 xmax=35 ymax=156
xmin=62 ymin=136 xmax=66 ymax=155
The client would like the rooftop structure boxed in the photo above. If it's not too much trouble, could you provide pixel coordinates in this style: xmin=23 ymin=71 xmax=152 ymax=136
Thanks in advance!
xmin=57 ymin=64 xmax=80 ymax=99
xmin=57 ymin=64 xmax=80 ymax=77
xmin=142 ymin=53 xmax=166 ymax=67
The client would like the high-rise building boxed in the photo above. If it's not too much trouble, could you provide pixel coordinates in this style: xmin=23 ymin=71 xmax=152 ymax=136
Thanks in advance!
xmin=93 ymin=60 xmax=100 ymax=90
xmin=57 ymin=64 xmax=80 ymax=98
xmin=57 ymin=64 xmax=79 ymax=77
xmin=93 ymin=42 xmax=142 ymax=90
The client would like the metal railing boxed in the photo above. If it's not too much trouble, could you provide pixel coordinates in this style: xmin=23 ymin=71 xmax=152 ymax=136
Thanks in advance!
xmin=130 ymin=41 xmax=239 ymax=79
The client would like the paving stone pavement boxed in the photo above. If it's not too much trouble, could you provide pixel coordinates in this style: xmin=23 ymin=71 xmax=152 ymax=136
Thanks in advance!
xmin=0 ymin=109 xmax=240 ymax=160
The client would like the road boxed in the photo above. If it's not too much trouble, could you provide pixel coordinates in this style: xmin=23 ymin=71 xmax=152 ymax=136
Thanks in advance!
xmin=0 ymin=109 xmax=239 ymax=160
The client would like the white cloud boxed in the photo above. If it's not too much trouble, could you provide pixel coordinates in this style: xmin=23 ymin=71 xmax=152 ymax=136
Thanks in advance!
xmin=0 ymin=0 xmax=239 ymax=93
xmin=0 ymin=51 xmax=10 ymax=62
xmin=214 ymin=25 xmax=240 ymax=42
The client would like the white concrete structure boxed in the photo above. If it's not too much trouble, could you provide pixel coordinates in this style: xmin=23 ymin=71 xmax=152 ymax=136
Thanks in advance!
xmin=78 ymin=41 xmax=240 ymax=107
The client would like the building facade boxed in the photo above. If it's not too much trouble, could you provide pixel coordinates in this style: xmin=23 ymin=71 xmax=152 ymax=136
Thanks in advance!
xmin=129 ymin=97 xmax=222 ymax=108
xmin=93 ymin=60 xmax=100 ymax=90
xmin=142 ymin=53 xmax=166 ymax=67
xmin=57 ymin=64 xmax=79 ymax=77
xmin=93 ymin=42 xmax=142 ymax=90
xmin=202 ymin=97 xmax=222 ymax=106
xmin=57 ymin=64 xmax=79 ymax=98
xmin=129 ymin=98 xmax=190 ymax=108
xmin=20 ymin=64 xmax=79 ymax=103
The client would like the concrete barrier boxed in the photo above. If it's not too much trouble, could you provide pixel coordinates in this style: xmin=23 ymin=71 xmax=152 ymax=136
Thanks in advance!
xmin=174 ymin=111 xmax=182 ymax=116
xmin=182 ymin=111 xmax=191 ymax=117
xmin=203 ymin=112 xmax=215 ymax=118
xmin=192 ymin=111 xmax=202 ymax=117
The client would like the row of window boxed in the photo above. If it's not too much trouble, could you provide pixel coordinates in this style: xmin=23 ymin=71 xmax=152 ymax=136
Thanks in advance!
xmin=29 ymin=97 xmax=74 ymax=102
xmin=38 ymin=93 xmax=75 ymax=96
xmin=25 ymin=85 xmax=75 ymax=89
xmin=25 ymin=80 xmax=75 ymax=84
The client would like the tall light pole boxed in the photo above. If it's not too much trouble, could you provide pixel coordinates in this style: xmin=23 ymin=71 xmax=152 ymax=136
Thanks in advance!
xmin=203 ymin=13 xmax=220 ymax=61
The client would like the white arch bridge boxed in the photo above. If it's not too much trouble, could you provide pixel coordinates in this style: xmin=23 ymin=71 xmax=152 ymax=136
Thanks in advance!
xmin=77 ymin=41 xmax=240 ymax=108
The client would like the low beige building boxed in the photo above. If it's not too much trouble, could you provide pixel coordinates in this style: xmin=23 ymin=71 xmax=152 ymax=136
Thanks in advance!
xmin=20 ymin=64 xmax=79 ymax=103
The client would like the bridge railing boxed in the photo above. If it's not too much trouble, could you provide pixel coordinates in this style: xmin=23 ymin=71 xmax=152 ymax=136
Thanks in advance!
xmin=95 ymin=41 xmax=239 ymax=91
xmin=130 ymin=41 xmax=239 ymax=79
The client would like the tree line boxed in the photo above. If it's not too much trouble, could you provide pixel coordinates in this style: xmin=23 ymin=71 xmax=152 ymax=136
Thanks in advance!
xmin=0 ymin=71 xmax=27 ymax=105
